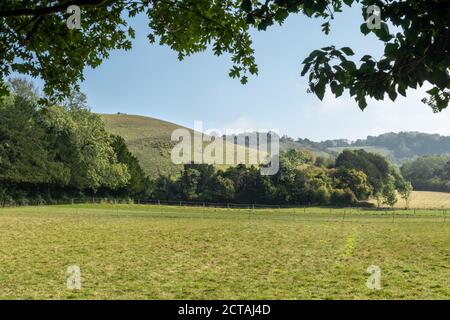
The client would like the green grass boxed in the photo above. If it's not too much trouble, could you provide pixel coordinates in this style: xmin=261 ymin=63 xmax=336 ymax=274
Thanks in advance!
xmin=100 ymin=113 xmax=189 ymax=177
xmin=0 ymin=204 xmax=449 ymax=300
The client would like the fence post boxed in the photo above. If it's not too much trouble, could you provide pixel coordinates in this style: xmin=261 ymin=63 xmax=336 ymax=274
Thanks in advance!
xmin=342 ymin=209 xmax=346 ymax=222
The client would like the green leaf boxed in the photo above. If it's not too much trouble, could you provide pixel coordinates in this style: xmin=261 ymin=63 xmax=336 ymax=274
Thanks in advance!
xmin=343 ymin=0 xmax=354 ymax=6
xmin=301 ymin=63 xmax=311 ymax=77
xmin=240 ymin=0 xmax=252 ymax=12
xmin=341 ymin=61 xmax=356 ymax=72
xmin=358 ymin=97 xmax=368 ymax=110
xmin=374 ymin=23 xmax=393 ymax=42
xmin=341 ymin=47 xmax=355 ymax=56
xmin=384 ymin=43 xmax=397 ymax=57
xmin=315 ymin=81 xmax=326 ymax=101
xmin=274 ymin=8 xmax=289 ymax=23
xmin=398 ymin=83 xmax=407 ymax=97
xmin=388 ymin=87 xmax=398 ymax=102
xmin=360 ymin=23 xmax=370 ymax=35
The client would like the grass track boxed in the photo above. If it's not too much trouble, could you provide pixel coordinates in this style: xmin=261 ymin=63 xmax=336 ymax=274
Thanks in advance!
xmin=0 ymin=204 xmax=449 ymax=300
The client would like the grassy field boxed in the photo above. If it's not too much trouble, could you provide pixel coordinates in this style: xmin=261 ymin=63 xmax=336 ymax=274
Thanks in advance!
xmin=0 ymin=204 xmax=448 ymax=300
xmin=396 ymin=191 xmax=450 ymax=209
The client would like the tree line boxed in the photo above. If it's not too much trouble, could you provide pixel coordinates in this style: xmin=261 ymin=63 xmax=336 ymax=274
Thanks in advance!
xmin=0 ymin=79 xmax=152 ymax=205
xmin=401 ymin=155 xmax=450 ymax=193
xmin=1 ymin=79 xmax=412 ymax=207
xmin=154 ymin=149 xmax=412 ymax=208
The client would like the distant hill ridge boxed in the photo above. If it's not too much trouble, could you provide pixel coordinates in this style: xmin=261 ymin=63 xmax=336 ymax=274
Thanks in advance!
xmin=101 ymin=114 xmax=450 ymax=176
xmin=286 ymin=131 xmax=450 ymax=164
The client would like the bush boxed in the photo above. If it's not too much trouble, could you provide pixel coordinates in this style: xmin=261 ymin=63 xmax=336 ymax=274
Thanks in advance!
xmin=28 ymin=194 xmax=46 ymax=206
xmin=331 ymin=189 xmax=357 ymax=206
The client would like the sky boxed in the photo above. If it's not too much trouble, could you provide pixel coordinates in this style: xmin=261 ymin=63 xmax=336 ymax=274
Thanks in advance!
xmin=49 ymin=5 xmax=450 ymax=141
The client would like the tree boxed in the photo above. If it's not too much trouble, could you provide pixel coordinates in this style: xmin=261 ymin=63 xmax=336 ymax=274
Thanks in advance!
xmin=1 ymin=1 xmax=448 ymax=110
xmin=381 ymin=175 xmax=398 ymax=208
xmin=176 ymin=166 xmax=201 ymax=201
xmin=442 ymin=160 xmax=450 ymax=180
xmin=204 ymin=175 xmax=235 ymax=202
xmin=38 ymin=104 xmax=130 ymax=191
xmin=335 ymin=149 xmax=390 ymax=194
xmin=7 ymin=77 xmax=39 ymax=103
xmin=0 ymin=95 xmax=67 ymax=186
xmin=333 ymin=167 xmax=373 ymax=200
xmin=398 ymin=181 xmax=413 ymax=209
xmin=401 ymin=155 xmax=450 ymax=192
xmin=111 ymin=135 xmax=152 ymax=197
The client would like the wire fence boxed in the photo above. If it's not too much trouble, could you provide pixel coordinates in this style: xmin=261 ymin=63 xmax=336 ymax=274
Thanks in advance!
xmin=1 ymin=196 xmax=449 ymax=223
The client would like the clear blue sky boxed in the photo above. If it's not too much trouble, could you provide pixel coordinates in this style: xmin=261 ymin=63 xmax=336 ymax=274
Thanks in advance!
xmin=68 ymin=5 xmax=450 ymax=141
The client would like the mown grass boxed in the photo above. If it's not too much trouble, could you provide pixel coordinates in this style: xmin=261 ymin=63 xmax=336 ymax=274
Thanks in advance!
xmin=0 ymin=204 xmax=448 ymax=300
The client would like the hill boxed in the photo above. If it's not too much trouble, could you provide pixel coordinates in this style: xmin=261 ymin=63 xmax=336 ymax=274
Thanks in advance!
xmin=282 ymin=132 xmax=450 ymax=164
xmin=101 ymin=114 xmax=450 ymax=177
xmin=101 ymin=114 xmax=264 ymax=177
xmin=351 ymin=132 xmax=450 ymax=163
xmin=101 ymin=114 xmax=186 ymax=177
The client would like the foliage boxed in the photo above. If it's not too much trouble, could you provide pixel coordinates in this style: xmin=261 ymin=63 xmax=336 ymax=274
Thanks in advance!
xmin=398 ymin=180 xmax=413 ymax=208
xmin=333 ymin=167 xmax=373 ymax=200
xmin=0 ymin=81 xmax=151 ymax=204
xmin=38 ymin=105 xmax=131 ymax=190
xmin=1 ymin=1 xmax=448 ymax=109
xmin=110 ymin=135 xmax=153 ymax=197
xmin=152 ymin=149 xmax=407 ymax=206
xmin=401 ymin=155 xmax=450 ymax=192
xmin=0 ymin=95 xmax=68 ymax=185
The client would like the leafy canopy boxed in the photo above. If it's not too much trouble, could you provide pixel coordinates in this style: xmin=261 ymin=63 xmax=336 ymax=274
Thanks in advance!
xmin=0 ymin=0 xmax=449 ymax=110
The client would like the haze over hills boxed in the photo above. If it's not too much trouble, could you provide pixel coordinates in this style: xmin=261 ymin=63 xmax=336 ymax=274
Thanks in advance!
xmin=101 ymin=114 xmax=450 ymax=177
xmin=281 ymin=132 xmax=450 ymax=164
